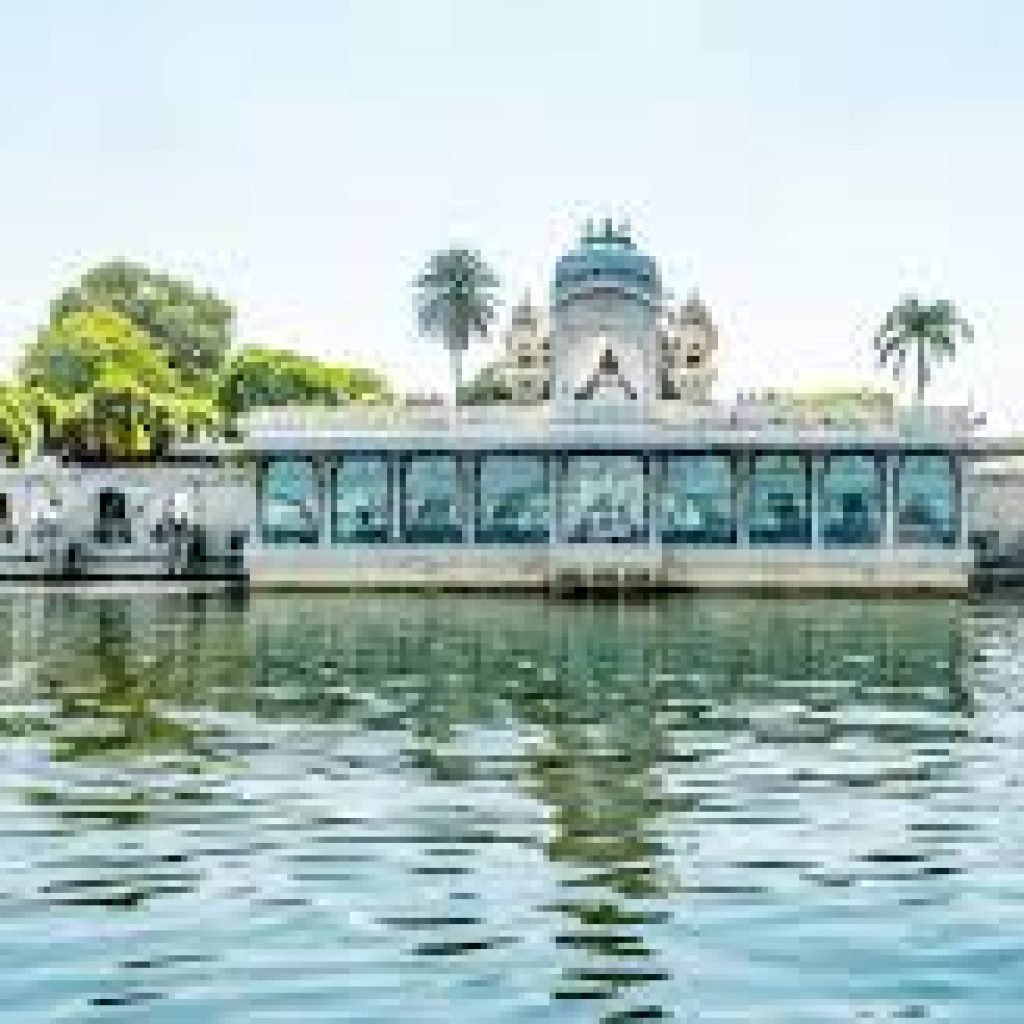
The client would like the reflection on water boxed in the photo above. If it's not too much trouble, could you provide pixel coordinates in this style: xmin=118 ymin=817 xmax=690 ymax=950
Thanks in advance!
xmin=0 ymin=593 xmax=1022 ymax=1021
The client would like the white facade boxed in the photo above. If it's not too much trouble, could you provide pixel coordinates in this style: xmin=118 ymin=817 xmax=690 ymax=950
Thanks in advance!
xmin=228 ymin=219 xmax=979 ymax=593
xmin=0 ymin=223 xmax=998 ymax=593
xmin=551 ymin=293 xmax=657 ymax=417
xmin=496 ymin=226 xmax=718 ymax=407
xmin=0 ymin=460 xmax=251 ymax=580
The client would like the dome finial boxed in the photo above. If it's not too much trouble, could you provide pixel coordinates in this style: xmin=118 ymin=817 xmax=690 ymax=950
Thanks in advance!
xmin=553 ymin=217 xmax=660 ymax=308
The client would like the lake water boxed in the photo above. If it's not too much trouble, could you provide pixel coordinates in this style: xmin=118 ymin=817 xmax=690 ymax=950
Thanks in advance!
xmin=0 ymin=592 xmax=1022 ymax=1022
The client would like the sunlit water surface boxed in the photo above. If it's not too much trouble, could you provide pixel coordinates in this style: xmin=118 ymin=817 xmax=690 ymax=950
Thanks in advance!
xmin=0 ymin=593 xmax=1022 ymax=1022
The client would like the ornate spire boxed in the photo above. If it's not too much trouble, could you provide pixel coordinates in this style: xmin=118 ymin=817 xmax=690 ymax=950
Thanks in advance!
xmin=678 ymin=289 xmax=714 ymax=327
xmin=509 ymin=290 xmax=538 ymax=327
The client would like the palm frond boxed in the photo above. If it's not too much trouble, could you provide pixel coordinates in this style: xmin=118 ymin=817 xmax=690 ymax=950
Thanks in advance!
xmin=872 ymin=295 xmax=974 ymax=400
xmin=413 ymin=246 xmax=501 ymax=349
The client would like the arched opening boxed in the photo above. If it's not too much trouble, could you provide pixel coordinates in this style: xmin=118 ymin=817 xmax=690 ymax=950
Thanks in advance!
xmin=575 ymin=346 xmax=637 ymax=401
xmin=95 ymin=488 xmax=131 ymax=544
xmin=0 ymin=492 xmax=12 ymax=543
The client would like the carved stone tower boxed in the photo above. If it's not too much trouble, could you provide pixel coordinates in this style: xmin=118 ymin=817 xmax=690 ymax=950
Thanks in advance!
xmin=659 ymin=291 xmax=718 ymax=403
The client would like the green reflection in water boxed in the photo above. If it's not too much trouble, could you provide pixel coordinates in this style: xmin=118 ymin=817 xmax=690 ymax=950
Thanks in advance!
xmin=0 ymin=592 xmax=1008 ymax=1022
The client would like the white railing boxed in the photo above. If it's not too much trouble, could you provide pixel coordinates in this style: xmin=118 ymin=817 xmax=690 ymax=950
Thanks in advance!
xmin=238 ymin=401 xmax=976 ymax=442
xmin=239 ymin=404 xmax=549 ymax=434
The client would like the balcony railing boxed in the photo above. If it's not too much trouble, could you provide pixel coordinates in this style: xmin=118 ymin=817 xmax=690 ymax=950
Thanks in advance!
xmin=237 ymin=401 xmax=976 ymax=443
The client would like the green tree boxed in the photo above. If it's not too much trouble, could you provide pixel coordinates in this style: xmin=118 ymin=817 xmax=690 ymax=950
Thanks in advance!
xmin=21 ymin=307 xmax=179 ymax=401
xmin=461 ymin=362 xmax=516 ymax=404
xmin=19 ymin=386 xmax=67 ymax=453
xmin=414 ymin=247 xmax=500 ymax=405
xmin=874 ymin=297 xmax=974 ymax=402
xmin=50 ymin=261 xmax=233 ymax=385
xmin=80 ymin=372 xmax=161 ymax=460
xmin=19 ymin=308 xmax=200 ymax=460
xmin=329 ymin=365 xmax=392 ymax=403
xmin=0 ymin=384 xmax=35 ymax=462
xmin=216 ymin=346 xmax=387 ymax=418
xmin=169 ymin=392 xmax=222 ymax=441
xmin=62 ymin=384 xmax=220 ymax=462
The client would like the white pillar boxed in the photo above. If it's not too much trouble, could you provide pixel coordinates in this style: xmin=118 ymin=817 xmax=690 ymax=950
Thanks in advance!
xmin=390 ymin=454 xmax=403 ymax=542
xmin=318 ymin=458 xmax=331 ymax=545
xmin=735 ymin=451 xmax=750 ymax=547
xmin=957 ymin=455 xmax=970 ymax=549
xmin=884 ymin=453 xmax=898 ymax=549
xmin=462 ymin=455 xmax=476 ymax=545
xmin=647 ymin=454 xmax=661 ymax=550
xmin=549 ymin=454 xmax=561 ymax=545
xmin=810 ymin=454 xmax=823 ymax=549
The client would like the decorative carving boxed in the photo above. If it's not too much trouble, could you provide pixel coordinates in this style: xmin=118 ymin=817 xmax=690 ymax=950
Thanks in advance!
xmin=575 ymin=346 xmax=638 ymax=401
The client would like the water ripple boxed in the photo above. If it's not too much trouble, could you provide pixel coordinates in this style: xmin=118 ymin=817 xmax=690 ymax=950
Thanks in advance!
xmin=0 ymin=593 xmax=1021 ymax=1020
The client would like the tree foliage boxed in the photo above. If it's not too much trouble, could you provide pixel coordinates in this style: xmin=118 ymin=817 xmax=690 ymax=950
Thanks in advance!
xmin=217 ymin=346 xmax=390 ymax=417
xmin=414 ymin=247 xmax=500 ymax=404
xmin=0 ymin=384 xmax=35 ymax=462
xmin=62 ymin=374 xmax=162 ymax=461
xmin=21 ymin=308 xmax=179 ymax=401
xmin=9 ymin=263 xmax=391 ymax=460
xmin=874 ymin=297 xmax=974 ymax=402
xmin=461 ymin=362 xmax=516 ymax=404
xmin=16 ymin=308 xmax=217 ymax=460
xmin=50 ymin=261 xmax=234 ymax=384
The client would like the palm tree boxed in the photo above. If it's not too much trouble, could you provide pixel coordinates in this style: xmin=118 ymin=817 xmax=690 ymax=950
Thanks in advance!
xmin=414 ymin=247 xmax=500 ymax=405
xmin=873 ymin=297 xmax=974 ymax=403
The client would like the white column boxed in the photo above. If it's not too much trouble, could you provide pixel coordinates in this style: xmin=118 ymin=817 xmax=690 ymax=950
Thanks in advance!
xmin=318 ymin=458 xmax=331 ymax=545
xmin=647 ymin=454 xmax=661 ymax=550
xmin=957 ymin=455 xmax=970 ymax=549
xmin=462 ymin=455 xmax=476 ymax=545
xmin=390 ymin=454 xmax=403 ymax=542
xmin=884 ymin=453 xmax=898 ymax=549
xmin=810 ymin=454 xmax=823 ymax=549
xmin=735 ymin=451 xmax=750 ymax=547
xmin=549 ymin=454 xmax=561 ymax=545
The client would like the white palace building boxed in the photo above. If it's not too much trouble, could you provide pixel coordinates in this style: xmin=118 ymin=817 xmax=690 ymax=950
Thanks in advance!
xmin=237 ymin=221 xmax=981 ymax=593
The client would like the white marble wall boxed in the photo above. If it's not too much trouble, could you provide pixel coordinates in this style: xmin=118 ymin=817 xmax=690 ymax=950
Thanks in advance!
xmin=0 ymin=462 xmax=252 ymax=577
xmin=551 ymin=295 xmax=657 ymax=417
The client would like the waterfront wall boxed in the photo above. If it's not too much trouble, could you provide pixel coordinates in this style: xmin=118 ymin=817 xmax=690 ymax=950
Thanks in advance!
xmin=247 ymin=544 xmax=971 ymax=593
xmin=969 ymin=464 xmax=1024 ymax=548
xmin=0 ymin=448 xmax=991 ymax=592
xmin=248 ymin=446 xmax=973 ymax=592
xmin=0 ymin=462 xmax=251 ymax=579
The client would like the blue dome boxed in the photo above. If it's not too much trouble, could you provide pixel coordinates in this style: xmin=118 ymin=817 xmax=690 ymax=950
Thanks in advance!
xmin=552 ymin=220 xmax=661 ymax=309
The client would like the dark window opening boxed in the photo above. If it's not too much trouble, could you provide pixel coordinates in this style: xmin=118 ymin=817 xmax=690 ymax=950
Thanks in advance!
xmin=0 ymin=492 xmax=11 ymax=543
xmin=95 ymin=488 xmax=131 ymax=544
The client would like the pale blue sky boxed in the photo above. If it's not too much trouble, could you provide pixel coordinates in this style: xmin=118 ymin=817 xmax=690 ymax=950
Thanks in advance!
xmin=1 ymin=1 xmax=1022 ymax=424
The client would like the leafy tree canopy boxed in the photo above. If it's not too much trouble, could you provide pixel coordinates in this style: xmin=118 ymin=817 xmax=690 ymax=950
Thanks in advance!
xmin=0 ymin=384 xmax=34 ymax=462
xmin=21 ymin=307 xmax=179 ymax=401
xmin=49 ymin=261 xmax=234 ymax=384
xmin=217 ymin=346 xmax=390 ymax=417
xmin=461 ymin=362 xmax=516 ymax=404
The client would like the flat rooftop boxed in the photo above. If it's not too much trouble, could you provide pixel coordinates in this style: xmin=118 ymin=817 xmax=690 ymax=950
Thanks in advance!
xmin=192 ymin=401 xmax=995 ymax=456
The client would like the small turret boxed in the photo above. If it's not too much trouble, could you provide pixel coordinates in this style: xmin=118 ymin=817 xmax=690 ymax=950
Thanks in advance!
xmin=497 ymin=291 xmax=550 ymax=402
xmin=659 ymin=290 xmax=718 ymax=403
